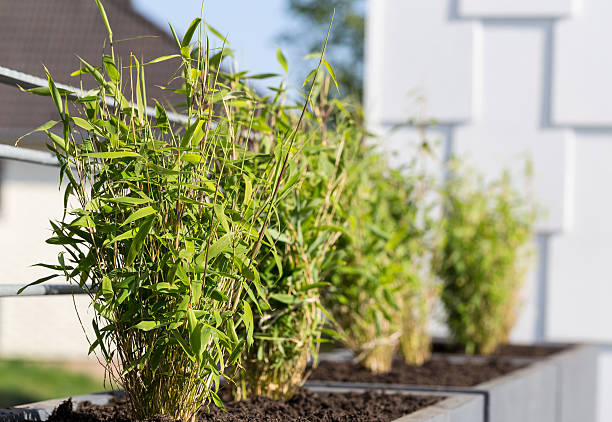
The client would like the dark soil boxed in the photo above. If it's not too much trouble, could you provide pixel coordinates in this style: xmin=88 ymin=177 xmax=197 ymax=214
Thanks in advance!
xmin=432 ymin=341 xmax=568 ymax=357
xmin=309 ymin=356 xmax=524 ymax=387
xmin=47 ymin=389 xmax=440 ymax=422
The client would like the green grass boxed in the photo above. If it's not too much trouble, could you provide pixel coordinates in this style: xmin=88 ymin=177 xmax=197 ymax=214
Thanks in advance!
xmin=0 ymin=360 xmax=104 ymax=408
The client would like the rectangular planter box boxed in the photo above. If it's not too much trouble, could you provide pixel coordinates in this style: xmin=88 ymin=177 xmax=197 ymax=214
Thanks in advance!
xmin=310 ymin=343 xmax=598 ymax=422
xmin=550 ymin=344 xmax=598 ymax=422
xmin=458 ymin=343 xmax=598 ymax=422
xmin=0 ymin=387 xmax=483 ymax=422
xmin=476 ymin=356 xmax=557 ymax=422
xmin=0 ymin=344 xmax=595 ymax=422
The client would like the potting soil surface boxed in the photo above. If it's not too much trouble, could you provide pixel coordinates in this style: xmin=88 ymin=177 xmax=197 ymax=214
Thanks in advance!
xmin=47 ymin=389 xmax=440 ymax=422
xmin=309 ymin=356 xmax=525 ymax=386
xmin=432 ymin=342 xmax=567 ymax=358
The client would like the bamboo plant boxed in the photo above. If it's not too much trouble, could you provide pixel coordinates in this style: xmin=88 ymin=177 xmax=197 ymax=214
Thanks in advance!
xmin=435 ymin=160 xmax=535 ymax=355
xmin=230 ymin=61 xmax=354 ymax=398
xmin=18 ymin=2 xmax=330 ymax=420
xmin=322 ymin=139 xmax=436 ymax=373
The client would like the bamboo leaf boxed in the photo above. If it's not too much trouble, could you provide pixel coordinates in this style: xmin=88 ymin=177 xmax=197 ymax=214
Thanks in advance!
xmin=195 ymin=233 xmax=232 ymax=265
xmin=126 ymin=217 xmax=154 ymax=266
xmin=322 ymin=59 xmax=339 ymax=93
xmin=182 ymin=18 xmax=201 ymax=48
xmin=134 ymin=57 xmax=144 ymax=123
xmin=270 ymin=293 xmax=298 ymax=305
xmin=43 ymin=66 xmax=63 ymax=117
xmin=242 ymin=301 xmax=254 ymax=346
xmin=17 ymin=274 xmax=60 ymax=294
xmin=276 ymin=47 xmax=288 ymax=73
xmin=187 ymin=309 xmax=197 ymax=334
xmin=245 ymin=73 xmax=279 ymax=80
xmin=101 ymin=275 xmax=113 ymax=302
xmin=77 ymin=56 xmax=106 ymax=86
xmin=93 ymin=0 xmax=113 ymax=43
xmin=154 ymin=100 xmax=169 ymax=132
xmin=19 ymin=86 xmax=73 ymax=96
xmin=16 ymin=120 xmax=58 ymax=144
xmin=106 ymin=228 xmax=137 ymax=245
xmin=72 ymin=117 xmax=94 ymax=131
xmin=211 ymin=290 xmax=230 ymax=302
xmin=180 ymin=119 xmax=204 ymax=147
xmin=168 ymin=23 xmax=181 ymax=46
xmin=104 ymin=196 xmax=149 ymax=205
xmin=214 ymin=204 xmax=230 ymax=233
xmin=145 ymin=54 xmax=181 ymax=65
xmin=103 ymin=55 xmax=119 ymax=82
xmin=122 ymin=206 xmax=157 ymax=226
xmin=133 ymin=320 xmax=161 ymax=331
xmin=302 ymin=69 xmax=317 ymax=88
xmin=206 ymin=24 xmax=228 ymax=43
xmin=83 ymin=151 xmax=141 ymax=159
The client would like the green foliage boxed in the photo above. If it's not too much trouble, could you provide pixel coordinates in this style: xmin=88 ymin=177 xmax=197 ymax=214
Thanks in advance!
xmin=322 ymin=138 xmax=436 ymax=373
xmin=228 ymin=16 xmax=349 ymax=396
xmin=435 ymin=160 xmax=535 ymax=355
xmin=232 ymin=80 xmax=355 ymax=399
xmin=280 ymin=0 xmax=364 ymax=99
xmin=20 ymin=3 xmax=328 ymax=420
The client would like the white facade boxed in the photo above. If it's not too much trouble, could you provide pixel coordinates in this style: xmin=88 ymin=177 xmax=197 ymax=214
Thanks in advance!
xmin=366 ymin=1 xmax=612 ymax=420
xmin=0 ymin=158 xmax=95 ymax=361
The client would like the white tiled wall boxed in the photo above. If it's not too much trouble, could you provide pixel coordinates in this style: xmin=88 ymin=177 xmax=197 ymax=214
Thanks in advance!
xmin=366 ymin=1 xmax=612 ymax=420
xmin=365 ymin=0 xmax=478 ymax=125
xmin=554 ymin=0 xmax=612 ymax=126
xmin=459 ymin=0 xmax=579 ymax=17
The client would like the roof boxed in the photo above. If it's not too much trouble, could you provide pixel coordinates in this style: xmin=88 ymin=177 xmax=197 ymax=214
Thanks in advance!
xmin=0 ymin=0 xmax=182 ymax=149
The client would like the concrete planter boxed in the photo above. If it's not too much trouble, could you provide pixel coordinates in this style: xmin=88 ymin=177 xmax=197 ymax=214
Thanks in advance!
xmin=550 ymin=344 xmax=598 ymax=422
xmin=0 ymin=387 xmax=482 ymax=422
xmin=0 ymin=345 xmax=595 ymax=422
xmin=309 ymin=343 xmax=598 ymax=422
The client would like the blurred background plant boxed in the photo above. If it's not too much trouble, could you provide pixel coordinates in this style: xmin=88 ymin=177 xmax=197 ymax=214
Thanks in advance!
xmin=321 ymin=134 xmax=438 ymax=373
xmin=435 ymin=159 xmax=536 ymax=355
xmin=396 ymin=151 xmax=439 ymax=367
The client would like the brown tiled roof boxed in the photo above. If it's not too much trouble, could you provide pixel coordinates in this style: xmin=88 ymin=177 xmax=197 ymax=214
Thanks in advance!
xmin=0 ymin=0 xmax=182 ymax=148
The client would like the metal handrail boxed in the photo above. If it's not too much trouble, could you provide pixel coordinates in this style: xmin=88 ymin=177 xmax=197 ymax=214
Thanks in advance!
xmin=0 ymin=65 xmax=188 ymax=123
xmin=0 ymin=64 xmax=189 ymax=168
xmin=0 ymin=144 xmax=59 ymax=166
xmin=0 ymin=64 xmax=190 ymax=295
xmin=0 ymin=284 xmax=90 ymax=297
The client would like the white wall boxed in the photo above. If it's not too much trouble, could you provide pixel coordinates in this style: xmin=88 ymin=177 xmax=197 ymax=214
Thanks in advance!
xmin=366 ymin=1 xmax=612 ymax=420
xmin=0 ymin=159 xmax=95 ymax=361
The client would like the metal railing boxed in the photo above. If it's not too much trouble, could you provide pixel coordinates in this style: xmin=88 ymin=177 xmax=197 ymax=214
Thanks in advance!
xmin=0 ymin=65 xmax=189 ymax=296
xmin=0 ymin=65 xmax=188 ymax=168
xmin=0 ymin=284 xmax=89 ymax=297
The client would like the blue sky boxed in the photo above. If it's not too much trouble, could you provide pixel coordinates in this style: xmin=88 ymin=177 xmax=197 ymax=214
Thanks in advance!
xmin=131 ymin=0 xmax=290 ymax=77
